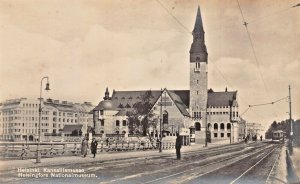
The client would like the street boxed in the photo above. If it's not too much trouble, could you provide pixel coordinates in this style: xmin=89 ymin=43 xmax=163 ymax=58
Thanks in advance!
xmin=1 ymin=141 xmax=285 ymax=184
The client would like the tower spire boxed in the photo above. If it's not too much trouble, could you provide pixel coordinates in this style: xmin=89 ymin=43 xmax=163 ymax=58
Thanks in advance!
xmin=193 ymin=6 xmax=204 ymax=33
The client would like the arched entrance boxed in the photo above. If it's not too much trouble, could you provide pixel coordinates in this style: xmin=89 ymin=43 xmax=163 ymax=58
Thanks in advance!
xmin=195 ymin=122 xmax=201 ymax=131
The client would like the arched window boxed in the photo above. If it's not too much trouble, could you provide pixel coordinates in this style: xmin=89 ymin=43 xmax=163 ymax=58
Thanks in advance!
xmin=116 ymin=131 xmax=119 ymax=134
xmin=163 ymin=111 xmax=168 ymax=124
xmin=116 ymin=120 xmax=120 ymax=126
xmin=227 ymin=123 xmax=231 ymax=130
xmin=208 ymin=123 xmax=211 ymax=130
xmin=122 ymin=131 xmax=126 ymax=134
xmin=220 ymin=123 xmax=225 ymax=130
xmin=195 ymin=122 xmax=201 ymax=131
xmin=100 ymin=130 xmax=104 ymax=134
xmin=122 ymin=120 xmax=127 ymax=126
xmin=214 ymin=123 xmax=218 ymax=130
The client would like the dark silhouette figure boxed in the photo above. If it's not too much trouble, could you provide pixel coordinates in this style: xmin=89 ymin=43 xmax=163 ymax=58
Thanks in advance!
xmin=260 ymin=135 xmax=263 ymax=141
xmin=91 ymin=138 xmax=98 ymax=158
xmin=175 ymin=133 xmax=182 ymax=160
xmin=106 ymin=138 xmax=109 ymax=146
xmin=81 ymin=137 xmax=89 ymax=157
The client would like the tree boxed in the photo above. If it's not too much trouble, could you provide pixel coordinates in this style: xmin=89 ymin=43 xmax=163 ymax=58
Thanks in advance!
xmin=126 ymin=90 xmax=158 ymax=137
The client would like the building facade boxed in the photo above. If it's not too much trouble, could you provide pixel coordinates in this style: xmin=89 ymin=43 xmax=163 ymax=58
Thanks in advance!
xmin=92 ymin=6 xmax=241 ymax=144
xmin=0 ymin=98 xmax=94 ymax=141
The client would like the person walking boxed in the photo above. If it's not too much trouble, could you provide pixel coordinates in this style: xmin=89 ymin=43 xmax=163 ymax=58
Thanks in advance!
xmin=175 ymin=133 xmax=182 ymax=160
xmin=91 ymin=138 xmax=98 ymax=158
xmin=81 ymin=137 xmax=89 ymax=158
xmin=260 ymin=135 xmax=263 ymax=141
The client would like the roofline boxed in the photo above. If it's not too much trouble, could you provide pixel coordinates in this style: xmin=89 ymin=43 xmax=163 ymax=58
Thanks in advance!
xmin=166 ymin=89 xmax=191 ymax=117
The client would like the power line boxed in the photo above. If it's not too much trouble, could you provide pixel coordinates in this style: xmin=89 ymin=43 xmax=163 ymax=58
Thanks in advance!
xmin=236 ymin=0 xmax=277 ymax=118
xmin=248 ymin=96 xmax=289 ymax=107
xmin=154 ymin=0 xmax=191 ymax=34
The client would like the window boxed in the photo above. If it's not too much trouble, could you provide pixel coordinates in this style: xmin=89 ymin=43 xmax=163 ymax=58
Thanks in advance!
xmin=101 ymin=120 xmax=104 ymax=126
xmin=195 ymin=122 xmax=201 ymax=131
xmin=122 ymin=120 xmax=126 ymax=126
xmin=227 ymin=133 xmax=231 ymax=137
xmin=214 ymin=133 xmax=218 ymax=138
xmin=116 ymin=120 xmax=120 ymax=126
xmin=227 ymin=123 xmax=231 ymax=130
xmin=221 ymin=133 xmax=224 ymax=137
xmin=163 ymin=111 xmax=168 ymax=124
xmin=214 ymin=123 xmax=218 ymax=130
xmin=208 ymin=123 xmax=211 ymax=130
xmin=220 ymin=123 xmax=224 ymax=130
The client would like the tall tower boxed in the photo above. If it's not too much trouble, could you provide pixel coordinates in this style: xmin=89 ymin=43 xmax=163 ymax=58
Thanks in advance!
xmin=189 ymin=6 xmax=208 ymax=121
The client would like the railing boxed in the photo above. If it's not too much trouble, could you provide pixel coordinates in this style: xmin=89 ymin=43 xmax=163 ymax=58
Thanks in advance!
xmin=0 ymin=141 xmax=176 ymax=160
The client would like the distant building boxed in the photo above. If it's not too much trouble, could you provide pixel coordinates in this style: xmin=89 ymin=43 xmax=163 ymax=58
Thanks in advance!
xmin=0 ymin=98 xmax=94 ymax=141
xmin=92 ymin=6 xmax=241 ymax=144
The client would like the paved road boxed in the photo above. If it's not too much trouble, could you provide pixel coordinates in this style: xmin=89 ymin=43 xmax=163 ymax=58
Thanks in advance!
xmin=2 ymin=142 xmax=283 ymax=184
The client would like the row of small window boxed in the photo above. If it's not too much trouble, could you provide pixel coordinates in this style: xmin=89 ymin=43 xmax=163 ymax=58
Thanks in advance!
xmin=99 ymin=120 xmax=127 ymax=127
xmin=23 ymin=103 xmax=38 ymax=108
xmin=116 ymin=120 xmax=127 ymax=126
xmin=194 ymin=123 xmax=232 ymax=131
xmin=206 ymin=111 xmax=239 ymax=117
xmin=53 ymin=117 xmax=78 ymax=123
xmin=193 ymin=112 xmax=202 ymax=119
xmin=98 ymin=130 xmax=127 ymax=134
xmin=0 ymin=110 xmax=21 ymax=115
xmin=214 ymin=133 xmax=231 ymax=138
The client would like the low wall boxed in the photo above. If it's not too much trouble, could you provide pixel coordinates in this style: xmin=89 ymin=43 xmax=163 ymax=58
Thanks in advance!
xmin=0 ymin=140 xmax=176 ymax=160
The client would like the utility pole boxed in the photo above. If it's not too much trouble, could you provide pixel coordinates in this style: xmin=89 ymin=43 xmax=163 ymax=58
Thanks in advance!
xmin=159 ymin=88 xmax=162 ymax=152
xmin=289 ymin=85 xmax=293 ymax=154
xmin=205 ymin=103 xmax=208 ymax=147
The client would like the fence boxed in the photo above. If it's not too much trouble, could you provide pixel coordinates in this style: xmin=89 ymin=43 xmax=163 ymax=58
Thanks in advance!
xmin=0 ymin=141 xmax=176 ymax=160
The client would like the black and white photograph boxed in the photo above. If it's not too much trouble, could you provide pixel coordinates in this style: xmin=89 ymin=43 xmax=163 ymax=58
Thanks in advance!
xmin=0 ymin=0 xmax=299 ymax=183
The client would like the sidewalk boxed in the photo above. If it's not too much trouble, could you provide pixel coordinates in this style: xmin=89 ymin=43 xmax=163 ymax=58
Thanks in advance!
xmin=289 ymin=147 xmax=300 ymax=181
xmin=0 ymin=140 xmax=236 ymax=172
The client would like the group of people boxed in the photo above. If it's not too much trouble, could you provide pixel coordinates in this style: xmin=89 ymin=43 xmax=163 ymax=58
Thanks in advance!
xmin=80 ymin=134 xmax=183 ymax=160
xmin=81 ymin=137 xmax=98 ymax=158
xmin=244 ymin=134 xmax=263 ymax=143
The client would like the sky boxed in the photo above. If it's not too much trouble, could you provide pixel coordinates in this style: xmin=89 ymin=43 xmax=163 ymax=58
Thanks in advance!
xmin=0 ymin=0 xmax=299 ymax=130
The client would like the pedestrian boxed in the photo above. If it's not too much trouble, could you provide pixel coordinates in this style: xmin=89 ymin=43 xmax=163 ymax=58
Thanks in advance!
xmin=106 ymin=138 xmax=109 ymax=146
xmin=81 ymin=137 xmax=89 ymax=157
xmin=260 ymin=135 xmax=263 ymax=141
xmin=175 ymin=133 xmax=182 ymax=160
xmin=91 ymin=138 xmax=98 ymax=158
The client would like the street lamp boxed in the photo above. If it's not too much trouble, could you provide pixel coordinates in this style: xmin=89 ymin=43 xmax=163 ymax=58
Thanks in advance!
xmin=36 ymin=77 xmax=50 ymax=163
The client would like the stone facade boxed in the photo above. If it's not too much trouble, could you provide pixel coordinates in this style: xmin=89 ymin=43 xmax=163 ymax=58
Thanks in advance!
xmin=0 ymin=98 xmax=94 ymax=141
xmin=92 ymin=6 xmax=241 ymax=144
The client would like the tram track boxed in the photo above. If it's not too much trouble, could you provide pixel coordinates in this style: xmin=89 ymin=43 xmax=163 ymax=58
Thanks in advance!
xmin=101 ymin=143 xmax=276 ymax=184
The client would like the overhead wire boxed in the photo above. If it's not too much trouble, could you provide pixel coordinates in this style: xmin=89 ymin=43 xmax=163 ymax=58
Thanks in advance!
xmin=154 ymin=0 xmax=191 ymax=34
xmin=154 ymin=0 xmax=291 ymax=119
xmin=236 ymin=0 xmax=279 ymax=119
xmin=154 ymin=0 xmax=268 ymax=119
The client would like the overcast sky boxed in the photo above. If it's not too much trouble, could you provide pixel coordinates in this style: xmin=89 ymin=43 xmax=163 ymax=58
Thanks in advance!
xmin=0 ymin=0 xmax=299 ymax=130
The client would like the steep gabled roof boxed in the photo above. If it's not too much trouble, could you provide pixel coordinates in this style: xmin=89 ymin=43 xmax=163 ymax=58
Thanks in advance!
xmin=167 ymin=90 xmax=190 ymax=117
xmin=111 ymin=90 xmax=162 ymax=110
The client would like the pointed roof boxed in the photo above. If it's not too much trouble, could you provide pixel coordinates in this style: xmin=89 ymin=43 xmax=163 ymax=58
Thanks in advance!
xmin=193 ymin=6 xmax=204 ymax=33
